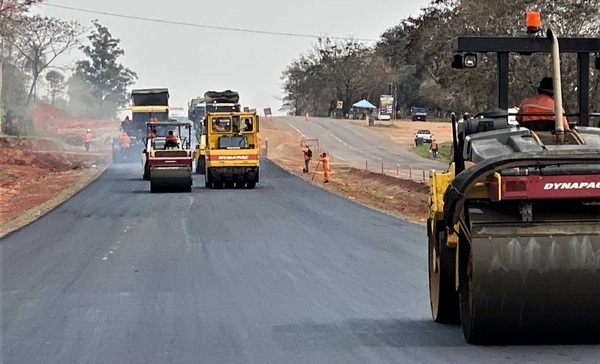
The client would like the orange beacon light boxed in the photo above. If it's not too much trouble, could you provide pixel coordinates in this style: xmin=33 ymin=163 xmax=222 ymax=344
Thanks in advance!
xmin=526 ymin=11 xmax=542 ymax=34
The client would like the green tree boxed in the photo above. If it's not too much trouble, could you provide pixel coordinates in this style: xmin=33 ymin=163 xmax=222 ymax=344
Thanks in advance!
xmin=73 ymin=20 xmax=137 ymax=118
xmin=45 ymin=70 xmax=64 ymax=105
xmin=0 ymin=0 xmax=42 ymax=132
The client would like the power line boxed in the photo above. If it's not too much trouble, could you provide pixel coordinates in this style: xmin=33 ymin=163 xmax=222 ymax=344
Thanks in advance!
xmin=40 ymin=3 xmax=379 ymax=43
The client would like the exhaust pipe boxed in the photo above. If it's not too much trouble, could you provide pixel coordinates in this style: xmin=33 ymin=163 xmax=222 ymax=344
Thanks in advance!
xmin=547 ymin=28 xmax=565 ymax=136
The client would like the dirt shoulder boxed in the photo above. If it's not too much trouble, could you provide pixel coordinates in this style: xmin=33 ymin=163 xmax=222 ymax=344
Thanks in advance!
xmin=261 ymin=117 xmax=429 ymax=224
xmin=0 ymin=104 xmax=117 ymax=238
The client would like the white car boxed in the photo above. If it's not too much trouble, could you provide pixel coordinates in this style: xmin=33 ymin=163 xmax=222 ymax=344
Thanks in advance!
xmin=415 ymin=129 xmax=433 ymax=143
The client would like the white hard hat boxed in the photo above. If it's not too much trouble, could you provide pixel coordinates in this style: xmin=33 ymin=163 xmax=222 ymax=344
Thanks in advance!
xmin=87 ymin=129 xmax=91 ymax=132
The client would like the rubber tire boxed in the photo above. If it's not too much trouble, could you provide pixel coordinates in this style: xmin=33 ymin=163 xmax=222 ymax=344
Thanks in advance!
xmin=428 ymin=220 xmax=460 ymax=324
xmin=246 ymin=181 xmax=256 ymax=189
xmin=196 ymin=157 xmax=206 ymax=175
xmin=143 ymin=161 xmax=150 ymax=180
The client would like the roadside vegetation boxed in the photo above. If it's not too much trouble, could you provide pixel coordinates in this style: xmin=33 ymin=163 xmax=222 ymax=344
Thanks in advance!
xmin=411 ymin=142 xmax=453 ymax=163
xmin=0 ymin=1 xmax=137 ymax=135
xmin=280 ymin=0 xmax=600 ymax=120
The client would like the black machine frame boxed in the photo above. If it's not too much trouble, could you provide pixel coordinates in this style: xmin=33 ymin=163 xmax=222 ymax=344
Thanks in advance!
xmin=451 ymin=35 xmax=600 ymax=126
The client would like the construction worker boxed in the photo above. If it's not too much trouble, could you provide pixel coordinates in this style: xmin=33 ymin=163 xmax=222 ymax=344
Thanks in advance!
xmin=430 ymin=139 xmax=438 ymax=158
xmin=120 ymin=132 xmax=131 ymax=150
xmin=148 ymin=129 xmax=158 ymax=139
xmin=243 ymin=118 xmax=253 ymax=131
xmin=516 ymin=76 xmax=570 ymax=131
xmin=302 ymin=145 xmax=312 ymax=173
xmin=319 ymin=152 xmax=330 ymax=183
xmin=84 ymin=129 xmax=92 ymax=151
xmin=164 ymin=130 xmax=179 ymax=148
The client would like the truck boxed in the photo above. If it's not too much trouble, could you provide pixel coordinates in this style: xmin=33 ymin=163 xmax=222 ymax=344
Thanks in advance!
xmin=411 ymin=106 xmax=427 ymax=121
xmin=197 ymin=90 xmax=260 ymax=188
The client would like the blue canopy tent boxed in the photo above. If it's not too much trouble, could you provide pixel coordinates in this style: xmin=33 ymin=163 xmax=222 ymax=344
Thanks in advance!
xmin=352 ymin=99 xmax=376 ymax=109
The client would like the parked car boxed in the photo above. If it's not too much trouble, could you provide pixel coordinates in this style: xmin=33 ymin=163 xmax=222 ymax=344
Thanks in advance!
xmin=415 ymin=129 xmax=433 ymax=144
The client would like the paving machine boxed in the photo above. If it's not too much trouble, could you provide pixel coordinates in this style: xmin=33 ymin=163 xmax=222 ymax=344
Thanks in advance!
xmin=428 ymin=13 xmax=600 ymax=344
xmin=200 ymin=91 xmax=259 ymax=188
xmin=114 ymin=88 xmax=171 ymax=163
xmin=142 ymin=121 xmax=194 ymax=193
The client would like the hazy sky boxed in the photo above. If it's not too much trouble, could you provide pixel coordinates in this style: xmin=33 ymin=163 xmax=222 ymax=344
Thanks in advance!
xmin=36 ymin=0 xmax=431 ymax=116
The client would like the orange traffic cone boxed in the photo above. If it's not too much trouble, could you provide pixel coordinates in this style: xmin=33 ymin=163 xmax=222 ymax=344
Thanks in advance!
xmin=305 ymin=112 xmax=310 ymax=121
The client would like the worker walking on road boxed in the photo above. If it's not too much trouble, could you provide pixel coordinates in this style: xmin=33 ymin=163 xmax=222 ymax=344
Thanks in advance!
xmin=320 ymin=152 xmax=330 ymax=183
xmin=84 ymin=129 xmax=92 ymax=151
xmin=302 ymin=145 xmax=312 ymax=173
xmin=430 ymin=139 xmax=438 ymax=158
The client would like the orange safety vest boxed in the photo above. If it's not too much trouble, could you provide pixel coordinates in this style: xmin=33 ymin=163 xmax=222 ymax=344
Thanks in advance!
xmin=120 ymin=133 xmax=131 ymax=148
xmin=320 ymin=156 xmax=330 ymax=171
xmin=302 ymin=147 xmax=311 ymax=160
xmin=516 ymin=94 xmax=569 ymax=129
xmin=430 ymin=141 xmax=438 ymax=150
xmin=84 ymin=132 xmax=92 ymax=142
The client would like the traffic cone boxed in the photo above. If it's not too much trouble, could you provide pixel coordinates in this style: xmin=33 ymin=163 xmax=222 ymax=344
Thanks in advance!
xmin=305 ymin=112 xmax=310 ymax=121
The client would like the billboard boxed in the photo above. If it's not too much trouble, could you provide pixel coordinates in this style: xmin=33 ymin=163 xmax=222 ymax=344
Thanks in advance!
xmin=379 ymin=95 xmax=394 ymax=116
xmin=264 ymin=107 xmax=272 ymax=116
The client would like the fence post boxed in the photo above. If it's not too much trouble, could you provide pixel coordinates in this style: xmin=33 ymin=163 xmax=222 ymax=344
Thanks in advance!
xmin=397 ymin=164 xmax=399 ymax=176
xmin=365 ymin=160 xmax=368 ymax=171
xmin=422 ymin=170 xmax=426 ymax=183
xmin=381 ymin=162 xmax=384 ymax=175
xmin=409 ymin=166 xmax=413 ymax=180
xmin=265 ymin=138 xmax=269 ymax=156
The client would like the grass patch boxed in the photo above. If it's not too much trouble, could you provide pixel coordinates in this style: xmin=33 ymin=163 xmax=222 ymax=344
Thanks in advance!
xmin=411 ymin=142 xmax=453 ymax=162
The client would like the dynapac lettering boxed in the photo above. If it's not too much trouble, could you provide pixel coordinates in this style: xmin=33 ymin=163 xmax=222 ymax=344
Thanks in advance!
xmin=218 ymin=155 xmax=250 ymax=160
xmin=543 ymin=182 xmax=600 ymax=190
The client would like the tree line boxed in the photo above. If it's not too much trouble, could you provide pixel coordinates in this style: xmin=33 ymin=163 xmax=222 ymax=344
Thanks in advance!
xmin=0 ymin=0 xmax=137 ymax=134
xmin=280 ymin=0 xmax=600 ymax=120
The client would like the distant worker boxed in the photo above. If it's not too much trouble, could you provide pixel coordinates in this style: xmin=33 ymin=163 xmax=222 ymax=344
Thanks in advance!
xmin=319 ymin=152 xmax=330 ymax=183
xmin=120 ymin=132 xmax=131 ymax=150
xmin=212 ymin=119 xmax=224 ymax=132
xmin=164 ymin=130 xmax=179 ymax=148
xmin=121 ymin=116 xmax=131 ymax=131
xmin=302 ymin=144 xmax=312 ymax=173
xmin=84 ymin=129 xmax=92 ymax=151
xmin=516 ymin=76 xmax=570 ymax=131
xmin=148 ymin=129 xmax=158 ymax=139
xmin=430 ymin=139 xmax=438 ymax=158
xmin=244 ymin=118 xmax=253 ymax=131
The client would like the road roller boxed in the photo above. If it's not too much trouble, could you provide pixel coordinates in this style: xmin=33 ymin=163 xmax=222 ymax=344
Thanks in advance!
xmin=143 ymin=121 xmax=194 ymax=193
xmin=428 ymin=15 xmax=600 ymax=344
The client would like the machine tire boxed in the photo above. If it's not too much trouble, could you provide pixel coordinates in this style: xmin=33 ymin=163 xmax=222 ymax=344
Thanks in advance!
xmin=246 ymin=181 xmax=256 ymax=189
xmin=197 ymin=157 xmax=206 ymax=175
xmin=143 ymin=162 xmax=150 ymax=180
xmin=428 ymin=220 xmax=460 ymax=324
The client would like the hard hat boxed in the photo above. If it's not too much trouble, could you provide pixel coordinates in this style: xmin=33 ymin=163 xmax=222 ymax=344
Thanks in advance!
xmin=538 ymin=77 xmax=554 ymax=94
xmin=86 ymin=129 xmax=91 ymax=132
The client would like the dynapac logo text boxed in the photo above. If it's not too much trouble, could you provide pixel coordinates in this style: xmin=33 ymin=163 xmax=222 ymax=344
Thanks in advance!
xmin=544 ymin=182 xmax=600 ymax=190
xmin=217 ymin=155 xmax=249 ymax=160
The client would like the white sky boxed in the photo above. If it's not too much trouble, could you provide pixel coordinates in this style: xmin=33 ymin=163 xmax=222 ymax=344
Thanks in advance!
xmin=36 ymin=0 xmax=431 ymax=116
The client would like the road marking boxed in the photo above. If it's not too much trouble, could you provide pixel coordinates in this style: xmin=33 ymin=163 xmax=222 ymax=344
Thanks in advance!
xmin=286 ymin=122 xmax=304 ymax=136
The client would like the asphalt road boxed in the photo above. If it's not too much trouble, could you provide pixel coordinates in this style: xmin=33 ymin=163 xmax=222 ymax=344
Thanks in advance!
xmin=281 ymin=116 xmax=448 ymax=174
xmin=2 ymin=160 xmax=598 ymax=363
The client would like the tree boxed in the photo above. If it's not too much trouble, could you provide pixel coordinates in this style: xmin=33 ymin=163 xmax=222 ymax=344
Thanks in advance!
xmin=73 ymin=20 xmax=137 ymax=118
xmin=8 ymin=15 xmax=82 ymax=108
xmin=45 ymin=70 xmax=64 ymax=105
xmin=0 ymin=0 xmax=42 ymax=131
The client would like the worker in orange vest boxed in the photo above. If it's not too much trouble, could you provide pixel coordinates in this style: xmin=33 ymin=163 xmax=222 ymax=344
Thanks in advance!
xmin=301 ymin=145 xmax=312 ymax=173
xmin=319 ymin=152 xmax=330 ymax=183
xmin=148 ymin=129 xmax=157 ymax=139
xmin=120 ymin=132 xmax=131 ymax=150
xmin=84 ymin=129 xmax=92 ymax=151
xmin=516 ymin=76 xmax=570 ymax=131
xmin=430 ymin=139 xmax=438 ymax=158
